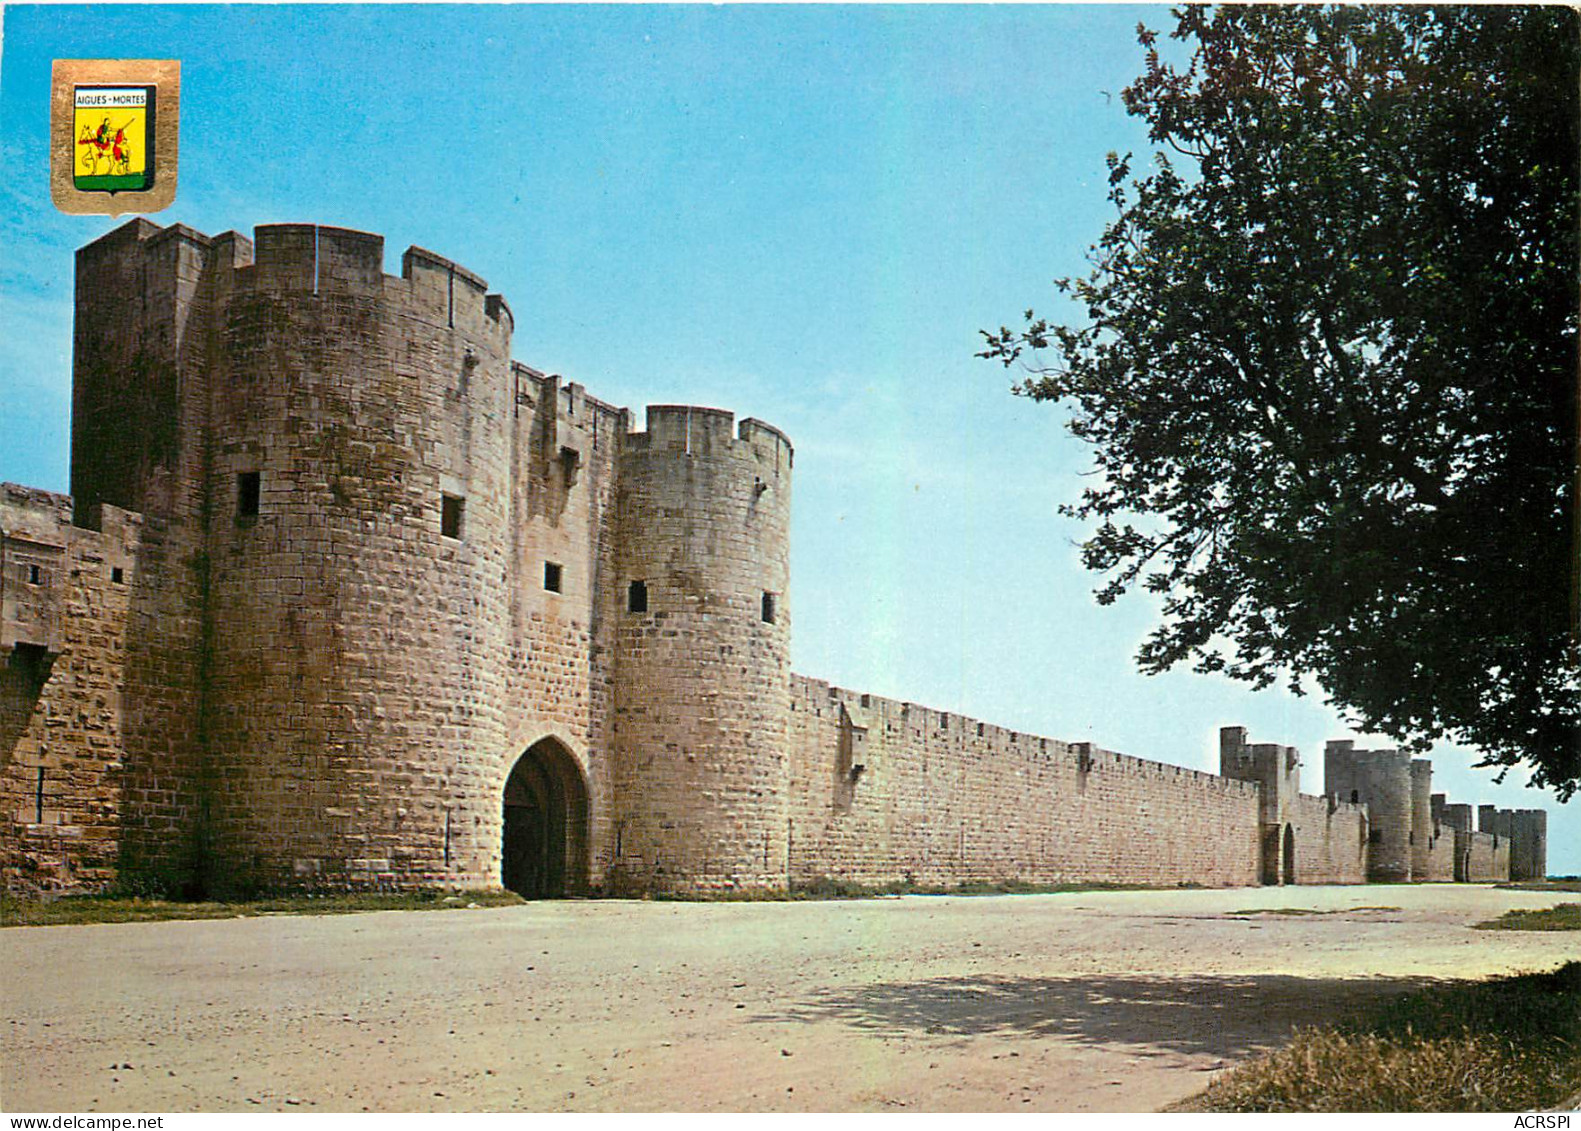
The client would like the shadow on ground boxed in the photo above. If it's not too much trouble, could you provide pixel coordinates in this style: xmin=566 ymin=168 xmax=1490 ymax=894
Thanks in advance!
xmin=756 ymin=973 xmax=1446 ymax=1060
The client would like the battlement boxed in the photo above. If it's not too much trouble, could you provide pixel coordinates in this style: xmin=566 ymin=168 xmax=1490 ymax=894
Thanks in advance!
xmin=1439 ymin=802 xmax=1474 ymax=833
xmin=77 ymin=217 xmax=251 ymax=269
xmin=1 ymin=484 xmax=141 ymax=661
xmin=75 ymin=217 xmax=164 ymax=261
xmin=791 ymin=677 xmax=1263 ymax=796
xmin=1325 ymin=741 xmax=1414 ymax=769
xmin=623 ymin=405 xmax=794 ymax=472
xmin=83 ymin=220 xmax=514 ymax=344
xmin=0 ymin=484 xmax=72 ymax=534
xmin=209 ymin=230 xmax=255 ymax=269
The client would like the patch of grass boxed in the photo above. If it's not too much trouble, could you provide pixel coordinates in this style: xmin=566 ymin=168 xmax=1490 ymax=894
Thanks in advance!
xmin=1232 ymin=907 xmax=1325 ymax=916
xmin=650 ymin=877 xmax=1166 ymax=902
xmin=0 ymin=889 xmax=523 ymax=928
xmin=1499 ymin=878 xmax=1581 ymax=894
xmin=1474 ymin=903 xmax=1581 ymax=932
xmin=1175 ymin=963 xmax=1581 ymax=1112
xmin=2 ymin=877 xmax=1205 ymax=921
xmin=1230 ymin=906 xmax=1400 ymax=917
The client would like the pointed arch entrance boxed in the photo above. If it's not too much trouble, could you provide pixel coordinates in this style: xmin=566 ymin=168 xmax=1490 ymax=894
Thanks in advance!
xmin=1282 ymin=823 xmax=1297 ymax=885
xmin=502 ymin=737 xmax=590 ymax=898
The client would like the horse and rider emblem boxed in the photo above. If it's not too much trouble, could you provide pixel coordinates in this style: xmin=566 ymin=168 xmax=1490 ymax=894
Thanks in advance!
xmin=73 ymin=85 xmax=155 ymax=193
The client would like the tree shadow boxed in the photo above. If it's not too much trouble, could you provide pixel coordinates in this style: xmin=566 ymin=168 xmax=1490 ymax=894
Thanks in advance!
xmin=756 ymin=972 xmax=1449 ymax=1060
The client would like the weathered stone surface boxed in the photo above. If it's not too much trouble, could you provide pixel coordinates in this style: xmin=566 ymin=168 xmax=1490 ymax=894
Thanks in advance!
xmin=0 ymin=218 xmax=1545 ymax=895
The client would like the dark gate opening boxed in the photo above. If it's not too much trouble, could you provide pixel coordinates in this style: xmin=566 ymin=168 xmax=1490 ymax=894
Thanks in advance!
xmin=502 ymin=737 xmax=589 ymax=898
xmin=1260 ymin=825 xmax=1282 ymax=886
xmin=1282 ymin=823 xmax=1296 ymax=885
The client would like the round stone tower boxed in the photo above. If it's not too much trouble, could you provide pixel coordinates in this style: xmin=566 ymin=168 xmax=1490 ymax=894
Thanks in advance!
xmin=200 ymin=224 xmax=517 ymax=893
xmin=1409 ymin=758 xmax=1434 ymax=879
xmin=1356 ymin=749 xmax=1414 ymax=882
xmin=609 ymin=406 xmax=793 ymax=893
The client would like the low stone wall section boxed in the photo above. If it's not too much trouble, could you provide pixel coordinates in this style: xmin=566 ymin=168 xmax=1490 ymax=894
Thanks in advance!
xmin=1 ymin=488 xmax=140 ymax=893
xmin=786 ymin=677 xmax=1262 ymax=889
xmin=1463 ymin=830 xmax=1511 ymax=883
xmin=1287 ymin=793 xmax=1367 ymax=884
xmin=1421 ymin=825 xmax=1458 ymax=882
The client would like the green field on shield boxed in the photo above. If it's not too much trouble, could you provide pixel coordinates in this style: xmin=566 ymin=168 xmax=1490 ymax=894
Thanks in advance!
xmin=75 ymin=174 xmax=150 ymax=192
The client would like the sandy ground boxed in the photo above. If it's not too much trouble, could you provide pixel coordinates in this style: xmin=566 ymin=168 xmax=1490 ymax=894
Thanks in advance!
xmin=2 ymin=883 xmax=1577 ymax=1113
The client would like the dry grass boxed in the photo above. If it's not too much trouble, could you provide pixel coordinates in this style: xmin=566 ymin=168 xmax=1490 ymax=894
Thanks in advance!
xmin=1474 ymin=904 xmax=1581 ymax=932
xmin=1176 ymin=963 xmax=1581 ymax=1112
xmin=0 ymin=889 xmax=524 ymax=928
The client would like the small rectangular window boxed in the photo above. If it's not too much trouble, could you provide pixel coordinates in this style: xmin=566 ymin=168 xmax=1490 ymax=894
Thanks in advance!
xmin=544 ymin=561 xmax=563 ymax=593
xmin=28 ymin=564 xmax=42 ymax=585
xmin=111 ymin=566 xmax=124 ymax=584
xmin=441 ymin=494 xmax=464 ymax=539
xmin=760 ymin=591 xmax=776 ymax=623
xmin=627 ymin=579 xmax=648 ymax=613
xmin=237 ymin=471 xmax=261 ymax=519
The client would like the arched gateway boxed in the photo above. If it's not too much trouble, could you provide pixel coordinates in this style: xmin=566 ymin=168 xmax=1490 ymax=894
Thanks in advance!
xmin=502 ymin=738 xmax=590 ymax=898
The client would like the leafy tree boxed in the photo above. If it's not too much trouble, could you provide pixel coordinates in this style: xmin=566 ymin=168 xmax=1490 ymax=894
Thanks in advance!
xmin=981 ymin=6 xmax=1580 ymax=796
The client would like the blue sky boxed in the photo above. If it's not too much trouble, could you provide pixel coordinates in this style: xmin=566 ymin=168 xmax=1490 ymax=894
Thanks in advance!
xmin=1 ymin=3 xmax=1573 ymax=874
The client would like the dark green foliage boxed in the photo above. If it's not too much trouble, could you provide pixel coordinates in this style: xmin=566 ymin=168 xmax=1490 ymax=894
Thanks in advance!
xmin=982 ymin=7 xmax=1580 ymax=795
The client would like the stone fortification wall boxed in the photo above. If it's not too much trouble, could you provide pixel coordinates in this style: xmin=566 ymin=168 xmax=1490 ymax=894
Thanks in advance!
xmin=9 ymin=217 xmax=1546 ymax=899
xmin=1475 ymin=806 xmax=1548 ymax=882
xmin=786 ymin=678 xmax=1263 ymax=888
xmin=1422 ymin=827 xmax=1458 ymax=882
xmin=608 ymin=408 xmax=794 ymax=892
xmin=1 ymin=486 xmax=140 ymax=893
xmin=1462 ymin=829 xmax=1510 ymax=882
xmin=1286 ymin=793 xmax=1368 ymax=884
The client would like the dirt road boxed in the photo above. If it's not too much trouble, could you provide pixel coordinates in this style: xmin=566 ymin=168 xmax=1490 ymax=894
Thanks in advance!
xmin=3 ymin=884 xmax=1576 ymax=1112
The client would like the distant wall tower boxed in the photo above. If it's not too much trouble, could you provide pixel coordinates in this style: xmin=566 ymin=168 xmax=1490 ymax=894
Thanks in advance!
xmin=1508 ymin=810 xmax=1548 ymax=881
xmin=1408 ymin=759 xmax=1434 ymax=879
xmin=1326 ymin=740 xmax=1414 ymax=882
xmin=1220 ymin=726 xmax=1300 ymax=884
xmin=608 ymin=407 xmax=794 ymax=891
